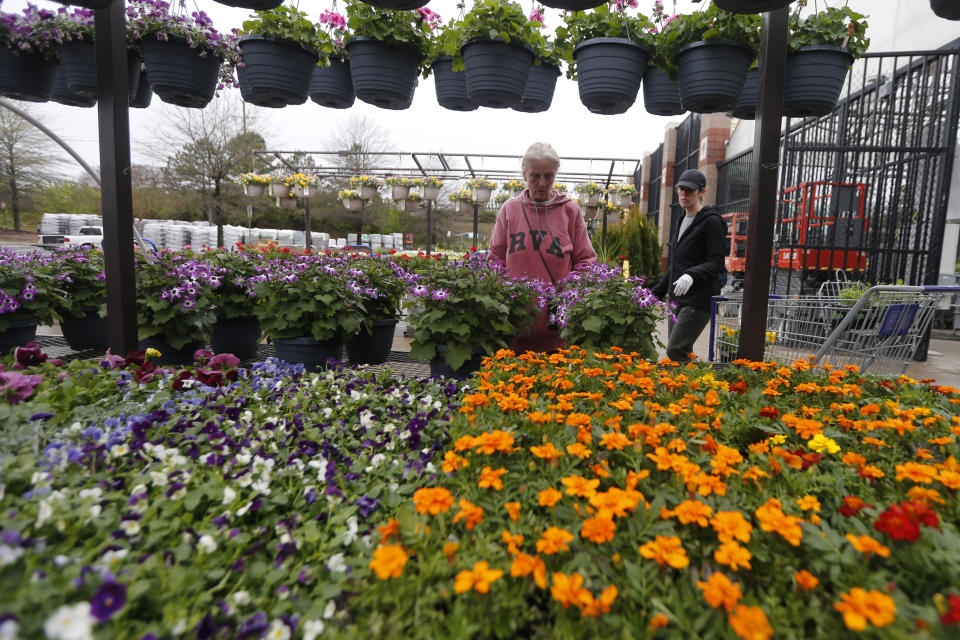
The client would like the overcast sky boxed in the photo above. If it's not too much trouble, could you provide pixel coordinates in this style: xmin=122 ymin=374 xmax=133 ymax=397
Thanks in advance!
xmin=4 ymin=0 xmax=732 ymax=182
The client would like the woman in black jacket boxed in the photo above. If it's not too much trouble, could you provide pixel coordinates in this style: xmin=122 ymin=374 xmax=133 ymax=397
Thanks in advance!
xmin=651 ymin=169 xmax=728 ymax=362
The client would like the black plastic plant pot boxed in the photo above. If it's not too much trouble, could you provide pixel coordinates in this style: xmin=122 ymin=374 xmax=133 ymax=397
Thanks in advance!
xmin=141 ymin=37 xmax=222 ymax=109
xmin=540 ymin=0 xmax=605 ymax=9
xmin=59 ymin=42 xmax=142 ymax=103
xmin=931 ymin=0 xmax=960 ymax=19
xmin=60 ymin=309 xmax=108 ymax=351
xmin=130 ymin=67 xmax=153 ymax=108
xmin=238 ymin=36 xmax=318 ymax=108
xmin=210 ymin=316 xmax=261 ymax=361
xmin=310 ymin=59 xmax=355 ymax=109
xmin=432 ymin=56 xmax=477 ymax=112
xmin=730 ymin=67 xmax=758 ymax=119
xmin=713 ymin=0 xmax=796 ymax=13
xmin=346 ymin=318 xmax=398 ymax=365
xmin=139 ymin=337 xmax=205 ymax=367
xmin=212 ymin=0 xmax=284 ymax=9
xmin=53 ymin=0 xmax=115 ymax=8
xmin=783 ymin=46 xmax=854 ymax=118
xmin=514 ymin=63 xmax=561 ymax=113
xmin=0 ymin=47 xmax=58 ymax=102
xmin=346 ymin=37 xmax=421 ymax=110
xmin=642 ymin=67 xmax=684 ymax=116
xmin=429 ymin=345 xmax=485 ymax=380
xmin=675 ymin=40 xmax=753 ymax=114
xmin=273 ymin=336 xmax=343 ymax=371
xmin=573 ymin=37 xmax=648 ymax=115
xmin=359 ymin=0 xmax=429 ymax=8
xmin=51 ymin=65 xmax=97 ymax=107
xmin=462 ymin=39 xmax=535 ymax=109
xmin=0 ymin=318 xmax=38 ymax=356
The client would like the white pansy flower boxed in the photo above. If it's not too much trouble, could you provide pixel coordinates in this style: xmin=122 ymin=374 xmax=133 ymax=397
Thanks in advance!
xmin=322 ymin=407 xmax=333 ymax=418
xmin=231 ymin=591 xmax=251 ymax=606
xmin=0 ymin=618 xmax=19 ymax=640
xmin=36 ymin=500 xmax=54 ymax=526
xmin=110 ymin=444 xmax=128 ymax=457
xmin=149 ymin=471 xmax=168 ymax=487
xmin=327 ymin=552 xmax=347 ymax=573
xmin=0 ymin=545 xmax=24 ymax=566
xmin=78 ymin=488 xmax=102 ymax=501
xmin=323 ymin=600 xmax=336 ymax=619
xmin=54 ymin=554 xmax=72 ymax=567
xmin=87 ymin=505 xmax=102 ymax=519
xmin=251 ymin=479 xmax=271 ymax=495
xmin=359 ymin=410 xmax=374 ymax=429
xmin=343 ymin=516 xmax=359 ymax=546
xmin=120 ymin=520 xmax=141 ymax=537
xmin=302 ymin=619 xmax=324 ymax=640
xmin=130 ymin=484 xmax=147 ymax=496
xmin=31 ymin=471 xmax=50 ymax=486
xmin=424 ymin=462 xmax=436 ymax=474
xmin=198 ymin=535 xmax=217 ymax=553
xmin=100 ymin=549 xmax=127 ymax=570
xmin=43 ymin=602 xmax=94 ymax=640
xmin=265 ymin=619 xmax=290 ymax=640
xmin=241 ymin=410 xmax=252 ymax=422
xmin=222 ymin=486 xmax=236 ymax=505
xmin=236 ymin=502 xmax=252 ymax=517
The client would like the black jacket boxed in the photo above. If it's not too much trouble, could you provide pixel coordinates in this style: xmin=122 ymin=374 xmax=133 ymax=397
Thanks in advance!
xmin=651 ymin=206 xmax=727 ymax=310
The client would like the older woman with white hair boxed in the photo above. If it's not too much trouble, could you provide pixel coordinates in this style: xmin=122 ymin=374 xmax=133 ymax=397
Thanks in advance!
xmin=489 ymin=142 xmax=597 ymax=353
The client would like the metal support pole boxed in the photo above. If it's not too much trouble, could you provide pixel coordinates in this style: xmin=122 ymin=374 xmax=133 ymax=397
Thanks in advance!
xmin=426 ymin=199 xmax=433 ymax=256
xmin=472 ymin=202 xmax=479 ymax=249
xmin=95 ymin=0 xmax=137 ymax=355
xmin=738 ymin=7 xmax=788 ymax=361
xmin=304 ymin=197 xmax=312 ymax=252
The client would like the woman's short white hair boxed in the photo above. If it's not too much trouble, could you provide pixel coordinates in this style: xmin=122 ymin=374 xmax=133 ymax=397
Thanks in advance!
xmin=521 ymin=142 xmax=560 ymax=173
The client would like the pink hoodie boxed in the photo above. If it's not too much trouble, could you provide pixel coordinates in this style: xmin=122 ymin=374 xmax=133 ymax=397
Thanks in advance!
xmin=489 ymin=188 xmax=597 ymax=353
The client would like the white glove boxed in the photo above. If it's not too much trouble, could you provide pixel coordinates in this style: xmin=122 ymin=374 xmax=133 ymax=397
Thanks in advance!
xmin=672 ymin=274 xmax=693 ymax=296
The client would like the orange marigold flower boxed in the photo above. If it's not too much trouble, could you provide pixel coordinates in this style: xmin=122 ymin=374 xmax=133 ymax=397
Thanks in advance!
xmin=589 ymin=487 xmax=643 ymax=519
xmin=907 ymin=486 xmax=945 ymax=505
xmin=530 ymin=441 xmax=564 ymax=462
xmin=537 ymin=527 xmax=575 ymax=555
xmin=728 ymin=604 xmax=773 ymax=640
xmin=671 ymin=499 xmax=714 ymax=527
xmin=442 ymin=540 xmax=459 ymax=562
xmin=697 ymin=572 xmax=742 ymax=612
xmin=478 ymin=466 xmax=506 ymax=491
xmin=580 ymin=516 xmax=616 ymax=544
xmin=639 ymin=535 xmax=689 ymax=569
xmin=413 ymin=487 xmax=454 ymax=515
xmin=462 ymin=392 xmax=490 ymax=407
xmin=565 ymin=412 xmax=592 ymax=427
xmin=844 ymin=533 xmax=890 ymax=558
xmin=863 ymin=436 xmax=889 ymax=448
xmin=453 ymin=498 xmax=484 ymax=530
xmin=538 ymin=487 xmax=563 ymax=507
xmin=858 ymin=464 xmax=885 ymax=480
xmin=895 ymin=462 xmax=938 ymax=484
xmin=566 ymin=443 xmax=592 ymax=459
xmin=453 ymin=435 xmax=477 ymax=451
xmin=589 ymin=461 xmax=611 ymax=478
xmin=551 ymin=571 xmax=591 ymax=609
xmin=710 ymin=510 xmax=753 ymax=544
xmin=687 ymin=471 xmax=727 ymax=497
xmin=580 ymin=585 xmax=618 ymax=618
xmin=369 ymin=544 xmax=408 ymax=580
xmin=505 ymin=501 xmax=522 ymax=522
xmin=562 ymin=474 xmax=600 ymax=498
xmin=714 ymin=541 xmax=752 ymax=571
xmin=501 ymin=530 xmax=524 ymax=554
xmin=796 ymin=495 xmax=822 ymax=511
xmin=510 ymin=552 xmax=547 ymax=589
xmin=600 ymin=431 xmax=633 ymax=450
xmin=842 ymin=451 xmax=867 ymax=467
xmin=454 ymin=561 xmax=503 ymax=594
xmin=497 ymin=393 xmax=529 ymax=412
xmin=442 ymin=451 xmax=469 ymax=473
xmin=834 ymin=588 xmax=897 ymax=630
xmin=649 ymin=614 xmax=670 ymax=631
xmin=377 ymin=519 xmax=399 ymax=545
xmin=794 ymin=569 xmax=819 ymax=591
xmin=626 ymin=469 xmax=650 ymax=490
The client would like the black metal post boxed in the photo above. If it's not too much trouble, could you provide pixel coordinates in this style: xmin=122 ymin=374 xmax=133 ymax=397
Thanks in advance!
xmin=738 ymin=7 xmax=788 ymax=361
xmin=472 ymin=203 xmax=479 ymax=249
xmin=95 ymin=0 xmax=137 ymax=355
xmin=304 ymin=196 xmax=312 ymax=252
xmin=426 ymin=199 xmax=433 ymax=256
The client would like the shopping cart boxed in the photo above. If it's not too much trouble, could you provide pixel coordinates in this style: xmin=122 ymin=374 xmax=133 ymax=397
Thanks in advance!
xmin=709 ymin=286 xmax=960 ymax=376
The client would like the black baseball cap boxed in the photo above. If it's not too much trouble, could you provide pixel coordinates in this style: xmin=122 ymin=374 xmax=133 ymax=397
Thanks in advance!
xmin=676 ymin=169 xmax=707 ymax=190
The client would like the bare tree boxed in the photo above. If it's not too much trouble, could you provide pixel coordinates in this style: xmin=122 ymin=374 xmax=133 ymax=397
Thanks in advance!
xmin=324 ymin=114 xmax=396 ymax=176
xmin=0 ymin=104 xmax=65 ymax=231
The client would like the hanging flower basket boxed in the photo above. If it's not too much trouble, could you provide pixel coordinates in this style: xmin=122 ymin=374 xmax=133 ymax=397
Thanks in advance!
xmin=432 ymin=56 xmax=477 ymax=112
xmin=54 ymin=0 xmax=114 ymax=8
xmin=51 ymin=65 xmax=96 ymax=108
xmin=931 ymin=0 xmax=960 ymax=19
xmin=310 ymin=59 xmax=355 ymax=109
xmin=404 ymin=198 xmax=425 ymax=212
xmin=244 ymin=184 xmax=266 ymax=198
xmin=359 ymin=0 xmax=429 ymax=9
xmin=539 ymin=0 xmax=605 ymax=9
xmin=423 ymin=185 xmax=441 ymax=201
xmin=713 ymin=0 xmax=797 ymax=13
xmin=359 ymin=185 xmax=378 ymax=199
xmin=130 ymin=66 xmax=153 ymax=108
xmin=474 ymin=187 xmax=492 ymax=203
xmin=730 ymin=67 xmax=758 ymax=119
xmin=618 ymin=192 xmax=635 ymax=207
xmin=391 ymin=185 xmax=411 ymax=200
xmin=212 ymin=0 xmax=285 ymax=10
xmin=513 ymin=63 xmax=561 ymax=113
xmin=58 ymin=42 xmax=143 ymax=104
xmin=346 ymin=37 xmax=420 ymax=110
xmin=675 ymin=40 xmax=753 ymax=114
xmin=587 ymin=193 xmax=601 ymax=206
xmin=269 ymin=182 xmax=290 ymax=198
xmin=0 ymin=47 xmax=58 ymax=103
xmin=343 ymin=198 xmax=364 ymax=211
xmin=237 ymin=36 xmax=318 ymax=108
xmin=461 ymin=38 xmax=534 ymax=109
xmin=642 ymin=67 xmax=684 ymax=116
xmin=573 ymin=37 xmax=649 ymax=115
xmin=292 ymin=184 xmax=314 ymax=198
xmin=459 ymin=200 xmax=475 ymax=216
xmin=783 ymin=46 xmax=854 ymax=118
xmin=141 ymin=37 xmax=222 ymax=108
xmin=276 ymin=196 xmax=297 ymax=209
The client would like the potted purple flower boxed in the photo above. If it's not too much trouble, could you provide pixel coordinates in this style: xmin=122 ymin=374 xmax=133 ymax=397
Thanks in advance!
xmin=127 ymin=0 xmax=238 ymax=109
xmin=50 ymin=246 xmax=109 ymax=352
xmin=0 ymin=5 xmax=63 ymax=102
xmin=0 ymin=248 xmax=66 ymax=355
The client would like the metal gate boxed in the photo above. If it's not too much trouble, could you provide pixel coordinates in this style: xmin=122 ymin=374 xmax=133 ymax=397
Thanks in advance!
xmin=716 ymin=48 xmax=960 ymax=296
xmin=670 ymin=113 xmax=701 ymax=228
xmin=646 ymin=143 xmax=663 ymax=227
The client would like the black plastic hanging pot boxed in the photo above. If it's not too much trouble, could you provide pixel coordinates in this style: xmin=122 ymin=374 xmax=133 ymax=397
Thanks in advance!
xmin=783 ymin=46 xmax=854 ymax=118
xmin=462 ymin=38 xmax=535 ymax=109
xmin=432 ymin=56 xmax=477 ymax=112
xmin=540 ymin=0 xmax=605 ymax=9
xmin=310 ymin=59 xmax=355 ymax=109
xmin=141 ymin=37 xmax=222 ymax=109
xmin=346 ymin=37 xmax=421 ymax=110
xmin=53 ymin=0 xmax=115 ymax=8
xmin=0 ymin=47 xmax=58 ymax=102
xmin=675 ymin=40 xmax=753 ymax=114
xmin=130 ymin=66 xmax=153 ymax=108
xmin=713 ymin=0 xmax=796 ymax=13
xmin=931 ymin=0 xmax=960 ymax=19
xmin=730 ymin=67 xmax=758 ymax=119
xmin=573 ymin=37 xmax=648 ymax=115
xmin=514 ymin=63 xmax=561 ymax=113
xmin=211 ymin=0 xmax=284 ymax=9
xmin=59 ymin=42 xmax=142 ymax=102
xmin=238 ymin=36 xmax=318 ymax=108
xmin=358 ymin=0 xmax=429 ymax=8
xmin=642 ymin=67 xmax=684 ymax=116
xmin=51 ymin=67 xmax=96 ymax=107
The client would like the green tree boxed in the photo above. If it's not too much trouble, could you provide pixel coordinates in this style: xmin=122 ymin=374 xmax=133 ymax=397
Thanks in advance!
xmin=591 ymin=210 xmax=662 ymax=284
xmin=0 ymin=103 xmax=65 ymax=231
